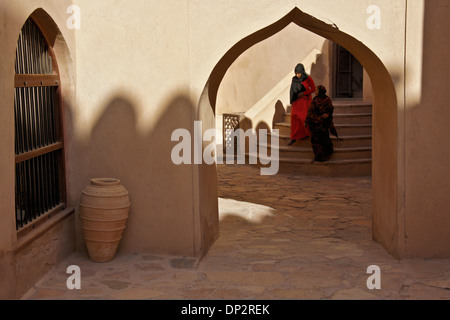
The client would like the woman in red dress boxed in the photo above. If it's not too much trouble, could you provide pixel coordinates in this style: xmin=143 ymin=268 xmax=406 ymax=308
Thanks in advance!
xmin=288 ymin=63 xmax=316 ymax=145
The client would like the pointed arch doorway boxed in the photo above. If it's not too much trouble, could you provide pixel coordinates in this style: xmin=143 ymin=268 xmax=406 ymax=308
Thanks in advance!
xmin=333 ymin=44 xmax=364 ymax=99
xmin=197 ymin=7 xmax=401 ymax=259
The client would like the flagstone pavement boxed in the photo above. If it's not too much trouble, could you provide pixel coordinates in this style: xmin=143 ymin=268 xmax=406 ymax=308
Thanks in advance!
xmin=22 ymin=164 xmax=450 ymax=300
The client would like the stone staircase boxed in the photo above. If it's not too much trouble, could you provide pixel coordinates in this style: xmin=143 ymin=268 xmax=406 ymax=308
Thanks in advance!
xmin=254 ymin=99 xmax=372 ymax=176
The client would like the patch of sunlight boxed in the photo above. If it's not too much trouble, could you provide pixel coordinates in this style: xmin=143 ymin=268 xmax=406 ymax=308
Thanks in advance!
xmin=218 ymin=197 xmax=275 ymax=223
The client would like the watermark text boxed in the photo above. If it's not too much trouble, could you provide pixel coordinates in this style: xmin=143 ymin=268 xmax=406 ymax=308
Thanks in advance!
xmin=171 ymin=121 xmax=279 ymax=175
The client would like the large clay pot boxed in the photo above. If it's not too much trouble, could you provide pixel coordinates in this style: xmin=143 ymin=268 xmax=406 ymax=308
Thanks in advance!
xmin=80 ymin=178 xmax=130 ymax=263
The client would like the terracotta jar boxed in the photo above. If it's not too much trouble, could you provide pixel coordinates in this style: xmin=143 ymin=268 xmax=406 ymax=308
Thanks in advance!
xmin=79 ymin=178 xmax=130 ymax=263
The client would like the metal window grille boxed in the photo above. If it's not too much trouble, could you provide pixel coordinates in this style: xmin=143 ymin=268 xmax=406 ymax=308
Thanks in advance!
xmin=14 ymin=18 xmax=65 ymax=231
xmin=222 ymin=113 xmax=244 ymax=155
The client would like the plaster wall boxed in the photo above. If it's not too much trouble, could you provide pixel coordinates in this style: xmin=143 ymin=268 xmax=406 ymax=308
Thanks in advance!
xmin=404 ymin=0 xmax=450 ymax=257
xmin=70 ymin=0 xmax=202 ymax=256
xmin=1 ymin=2 xmax=449 ymax=301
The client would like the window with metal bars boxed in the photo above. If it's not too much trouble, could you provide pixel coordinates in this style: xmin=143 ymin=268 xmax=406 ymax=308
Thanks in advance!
xmin=14 ymin=18 xmax=66 ymax=232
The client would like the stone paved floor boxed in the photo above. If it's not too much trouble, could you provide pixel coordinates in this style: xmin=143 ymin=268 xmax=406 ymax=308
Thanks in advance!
xmin=22 ymin=164 xmax=450 ymax=300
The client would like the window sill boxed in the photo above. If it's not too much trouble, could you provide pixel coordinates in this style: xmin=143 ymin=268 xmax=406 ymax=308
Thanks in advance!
xmin=15 ymin=205 xmax=75 ymax=252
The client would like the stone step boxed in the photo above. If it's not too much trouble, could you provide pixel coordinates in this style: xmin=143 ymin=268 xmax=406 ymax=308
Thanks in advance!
xmin=247 ymin=154 xmax=372 ymax=176
xmin=333 ymin=113 xmax=372 ymax=125
xmin=286 ymin=100 xmax=372 ymax=114
xmin=332 ymin=101 xmax=373 ymax=114
xmin=283 ymin=112 xmax=372 ymax=124
xmin=228 ymin=99 xmax=374 ymax=177
xmin=274 ymin=122 xmax=372 ymax=136
xmin=258 ymin=143 xmax=372 ymax=161
xmin=333 ymin=123 xmax=372 ymax=136
xmin=268 ymin=133 xmax=372 ymax=148
xmin=273 ymin=122 xmax=293 ymax=136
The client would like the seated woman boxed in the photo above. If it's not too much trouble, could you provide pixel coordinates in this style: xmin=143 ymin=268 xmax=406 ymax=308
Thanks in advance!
xmin=305 ymin=85 xmax=336 ymax=162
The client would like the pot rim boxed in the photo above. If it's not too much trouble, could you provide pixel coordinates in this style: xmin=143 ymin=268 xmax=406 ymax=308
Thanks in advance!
xmin=91 ymin=178 xmax=121 ymax=186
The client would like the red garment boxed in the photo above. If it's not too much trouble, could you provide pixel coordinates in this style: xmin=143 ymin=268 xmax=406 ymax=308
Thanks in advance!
xmin=290 ymin=76 xmax=316 ymax=140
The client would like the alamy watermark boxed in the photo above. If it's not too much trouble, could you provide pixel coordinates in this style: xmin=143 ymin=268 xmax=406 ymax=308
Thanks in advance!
xmin=366 ymin=265 xmax=381 ymax=290
xmin=66 ymin=5 xmax=81 ymax=30
xmin=66 ymin=265 xmax=81 ymax=290
xmin=66 ymin=4 xmax=381 ymax=31
xmin=171 ymin=121 xmax=280 ymax=176
xmin=65 ymin=4 xmax=382 ymax=31
xmin=367 ymin=5 xmax=381 ymax=30
xmin=64 ymin=264 xmax=381 ymax=292
xmin=64 ymin=3 xmax=381 ymax=173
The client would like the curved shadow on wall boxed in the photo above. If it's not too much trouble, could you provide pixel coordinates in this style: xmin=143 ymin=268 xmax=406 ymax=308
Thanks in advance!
xmin=272 ymin=100 xmax=285 ymax=128
xmin=68 ymin=93 xmax=203 ymax=257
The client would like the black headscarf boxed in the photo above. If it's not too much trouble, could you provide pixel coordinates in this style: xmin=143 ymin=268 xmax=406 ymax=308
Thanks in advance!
xmin=295 ymin=63 xmax=309 ymax=81
xmin=316 ymin=85 xmax=327 ymax=98
xmin=290 ymin=63 xmax=309 ymax=104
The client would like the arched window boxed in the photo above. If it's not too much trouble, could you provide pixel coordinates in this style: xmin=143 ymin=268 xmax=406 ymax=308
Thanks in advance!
xmin=14 ymin=18 xmax=66 ymax=233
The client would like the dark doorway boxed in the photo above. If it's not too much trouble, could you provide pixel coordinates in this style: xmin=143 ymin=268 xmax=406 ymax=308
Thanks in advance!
xmin=333 ymin=44 xmax=363 ymax=98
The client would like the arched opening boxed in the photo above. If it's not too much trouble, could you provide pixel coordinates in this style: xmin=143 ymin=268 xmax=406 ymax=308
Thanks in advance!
xmin=8 ymin=8 xmax=76 ymax=299
xmin=197 ymin=7 xmax=399 ymax=258
xmin=13 ymin=8 xmax=75 ymax=242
